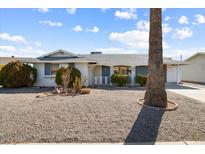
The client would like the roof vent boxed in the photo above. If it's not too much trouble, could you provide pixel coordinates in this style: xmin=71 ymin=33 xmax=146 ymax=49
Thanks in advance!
xmin=90 ymin=51 xmax=102 ymax=54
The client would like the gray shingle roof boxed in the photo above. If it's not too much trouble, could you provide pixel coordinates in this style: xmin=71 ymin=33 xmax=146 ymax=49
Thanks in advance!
xmin=81 ymin=54 xmax=186 ymax=66
xmin=0 ymin=50 xmax=186 ymax=66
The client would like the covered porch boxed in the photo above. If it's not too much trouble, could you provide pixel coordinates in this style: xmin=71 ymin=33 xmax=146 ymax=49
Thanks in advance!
xmin=88 ymin=64 xmax=182 ymax=86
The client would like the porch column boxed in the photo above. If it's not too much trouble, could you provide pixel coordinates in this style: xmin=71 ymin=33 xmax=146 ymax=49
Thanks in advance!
xmin=89 ymin=65 xmax=94 ymax=86
xmin=110 ymin=66 xmax=114 ymax=85
xmin=131 ymin=66 xmax=135 ymax=86
xmin=177 ymin=64 xmax=181 ymax=84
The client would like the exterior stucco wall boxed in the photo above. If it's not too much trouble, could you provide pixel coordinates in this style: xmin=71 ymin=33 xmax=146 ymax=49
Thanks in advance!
xmin=34 ymin=63 xmax=56 ymax=87
xmin=75 ymin=63 xmax=89 ymax=86
xmin=33 ymin=63 xmax=179 ymax=87
xmin=34 ymin=63 xmax=89 ymax=87
xmin=181 ymin=55 xmax=205 ymax=83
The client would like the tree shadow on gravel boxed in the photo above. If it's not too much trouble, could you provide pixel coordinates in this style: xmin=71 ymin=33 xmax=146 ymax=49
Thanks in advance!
xmin=124 ymin=106 xmax=165 ymax=145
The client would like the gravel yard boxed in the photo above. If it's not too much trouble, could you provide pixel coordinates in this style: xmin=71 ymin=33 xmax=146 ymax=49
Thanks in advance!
xmin=0 ymin=87 xmax=205 ymax=144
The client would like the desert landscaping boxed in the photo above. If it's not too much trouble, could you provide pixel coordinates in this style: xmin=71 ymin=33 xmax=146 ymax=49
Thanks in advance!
xmin=0 ymin=87 xmax=205 ymax=144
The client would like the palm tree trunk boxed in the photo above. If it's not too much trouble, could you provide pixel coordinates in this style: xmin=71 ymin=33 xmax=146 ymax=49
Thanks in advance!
xmin=144 ymin=8 xmax=167 ymax=108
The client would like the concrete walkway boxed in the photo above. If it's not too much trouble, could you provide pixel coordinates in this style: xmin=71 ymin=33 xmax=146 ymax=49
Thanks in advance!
xmin=166 ymin=83 xmax=205 ymax=103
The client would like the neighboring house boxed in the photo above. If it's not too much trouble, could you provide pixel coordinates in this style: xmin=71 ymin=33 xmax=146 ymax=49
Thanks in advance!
xmin=181 ymin=52 xmax=205 ymax=84
xmin=0 ymin=49 xmax=185 ymax=87
xmin=0 ymin=56 xmax=33 ymax=65
xmin=0 ymin=56 xmax=33 ymax=70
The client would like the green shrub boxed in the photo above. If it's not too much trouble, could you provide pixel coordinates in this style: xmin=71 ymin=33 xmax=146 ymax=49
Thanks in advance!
xmin=0 ymin=61 xmax=37 ymax=88
xmin=111 ymin=74 xmax=129 ymax=87
xmin=55 ymin=66 xmax=81 ymax=87
xmin=0 ymin=64 xmax=4 ymax=71
xmin=136 ymin=74 xmax=147 ymax=87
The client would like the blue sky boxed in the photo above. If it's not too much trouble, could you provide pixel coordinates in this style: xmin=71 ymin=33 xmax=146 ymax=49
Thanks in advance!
xmin=0 ymin=8 xmax=205 ymax=60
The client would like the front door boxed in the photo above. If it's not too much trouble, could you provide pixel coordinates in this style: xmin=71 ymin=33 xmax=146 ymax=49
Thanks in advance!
xmin=102 ymin=66 xmax=110 ymax=84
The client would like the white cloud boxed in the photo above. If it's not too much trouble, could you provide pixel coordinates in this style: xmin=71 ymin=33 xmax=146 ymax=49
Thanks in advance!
xmin=109 ymin=30 xmax=148 ymax=49
xmin=114 ymin=9 xmax=137 ymax=20
xmin=178 ymin=16 xmax=189 ymax=24
xmin=89 ymin=26 xmax=100 ymax=33
xmin=163 ymin=24 xmax=172 ymax=33
xmin=34 ymin=41 xmax=42 ymax=47
xmin=194 ymin=14 xmax=205 ymax=24
xmin=39 ymin=20 xmax=62 ymax=27
xmin=162 ymin=8 xmax=167 ymax=12
xmin=72 ymin=25 xmax=83 ymax=32
xmin=37 ymin=8 xmax=49 ymax=13
xmin=27 ymin=46 xmax=32 ymax=50
xmin=164 ymin=49 xmax=201 ymax=61
xmin=0 ymin=46 xmax=16 ymax=52
xmin=164 ymin=16 xmax=171 ymax=21
xmin=0 ymin=33 xmax=27 ymax=44
xmin=0 ymin=45 xmax=47 ymax=57
xmin=109 ymin=29 xmax=169 ymax=49
xmin=136 ymin=20 xmax=149 ymax=31
xmin=18 ymin=47 xmax=47 ymax=57
xmin=100 ymin=8 xmax=109 ymax=12
xmin=172 ymin=27 xmax=193 ymax=40
xmin=66 ymin=8 xmax=76 ymax=14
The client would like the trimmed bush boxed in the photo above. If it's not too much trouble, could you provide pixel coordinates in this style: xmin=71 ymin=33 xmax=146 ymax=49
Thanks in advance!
xmin=0 ymin=64 xmax=4 ymax=71
xmin=0 ymin=61 xmax=37 ymax=88
xmin=55 ymin=66 xmax=81 ymax=87
xmin=111 ymin=74 xmax=129 ymax=87
xmin=136 ymin=74 xmax=147 ymax=87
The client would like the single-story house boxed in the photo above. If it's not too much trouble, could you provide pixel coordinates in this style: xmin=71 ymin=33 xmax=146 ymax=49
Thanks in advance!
xmin=181 ymin=52 xmax=205 ymax=84
xmin=0 ymin=49 xmax=186 ymax=87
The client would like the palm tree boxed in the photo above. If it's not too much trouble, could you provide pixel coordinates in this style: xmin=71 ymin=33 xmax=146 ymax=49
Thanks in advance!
xmin=144 ymin=8 xmax=167 ymax=108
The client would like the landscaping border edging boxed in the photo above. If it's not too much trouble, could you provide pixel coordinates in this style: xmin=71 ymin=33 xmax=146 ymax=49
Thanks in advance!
xmin=136 ymin=99 xmax=178 ymax=111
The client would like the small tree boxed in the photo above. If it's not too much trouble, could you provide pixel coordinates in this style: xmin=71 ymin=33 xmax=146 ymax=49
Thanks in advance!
xmin=73 ymin=77 xmax=81 ymax=93
xmin=55 ymin=67 xmax=81 ymax=88
xmin=61 ymin=68 xmax=71 ymax=94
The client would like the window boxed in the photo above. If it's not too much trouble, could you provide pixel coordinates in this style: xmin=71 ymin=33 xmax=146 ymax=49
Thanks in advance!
xmin=51 ymin=64 xmax=59 ymax=75
xmin=44 ymin=63 xmax=59 ymax=75
xmin=69 ymin=63 xmax=75 ymax=68
xmin=45 ymin=63 xmax=51 ymax=75
xmin=135 ymin=66 xmax=148 ymax=76
xmin=114 ymin=66 xmax=131 ymax=75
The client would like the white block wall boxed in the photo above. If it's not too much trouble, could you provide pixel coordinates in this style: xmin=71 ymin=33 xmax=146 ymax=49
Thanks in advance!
xmin=34 ymin=63 xmax=56 ymax=87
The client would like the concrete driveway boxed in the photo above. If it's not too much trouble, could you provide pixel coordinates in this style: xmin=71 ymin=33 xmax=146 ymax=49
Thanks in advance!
xmin=166 ymin=83 xmax=205 ymax=103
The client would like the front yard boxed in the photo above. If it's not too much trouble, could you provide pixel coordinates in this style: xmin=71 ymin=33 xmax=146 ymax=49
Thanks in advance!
xmin=0 ymin=87 xmax=205 ymax=144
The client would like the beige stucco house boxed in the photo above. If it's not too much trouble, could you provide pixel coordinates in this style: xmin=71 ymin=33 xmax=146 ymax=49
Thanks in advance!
xmin=181 ymin=52 xmax=205 ymax=84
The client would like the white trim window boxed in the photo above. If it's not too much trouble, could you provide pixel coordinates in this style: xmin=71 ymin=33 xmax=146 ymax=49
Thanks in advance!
xmin=44 ymin=63 xmax=75 ymax=76
xmin=44 ymin=63 xmax=59 ymax=76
